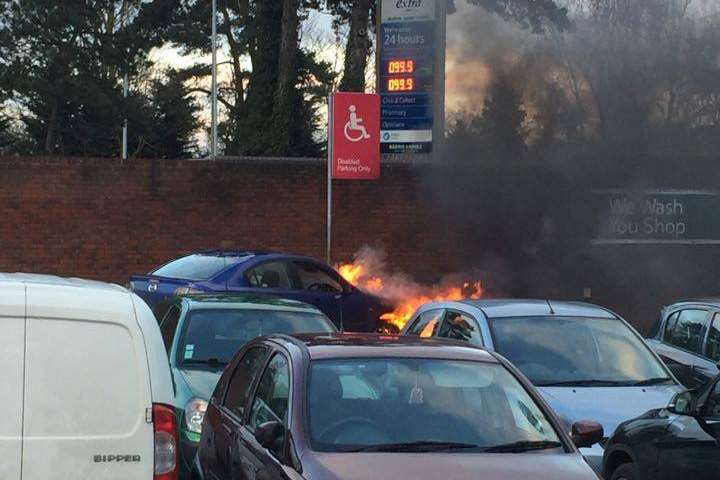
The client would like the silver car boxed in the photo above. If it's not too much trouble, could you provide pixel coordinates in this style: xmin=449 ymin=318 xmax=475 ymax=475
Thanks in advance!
xmin=401 ymin=299 xmax=683 ymax=474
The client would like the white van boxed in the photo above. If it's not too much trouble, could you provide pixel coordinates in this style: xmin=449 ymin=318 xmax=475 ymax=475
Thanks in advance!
xmin=0 ymin=274 xmax=177 ymax=480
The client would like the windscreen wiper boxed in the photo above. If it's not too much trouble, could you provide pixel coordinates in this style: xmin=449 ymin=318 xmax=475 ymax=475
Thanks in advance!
xmin=536 ymin=379 xmax=629 ymax=387
xmin=482 ymin=440 xmax=563 ymax=453
xmin=184 ymin=358 xmax=228 ymax=368
xmin=630 ymin=377 xmax=673 ymax=386
xmin=347 ymin=441 xmax=480 ymax=453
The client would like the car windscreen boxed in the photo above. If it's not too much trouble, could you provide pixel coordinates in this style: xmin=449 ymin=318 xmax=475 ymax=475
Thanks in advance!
xmin=308 ymin=358 xmax=561 ymax=453
xmin=152 ymin=254 xmax=251 ymax=281
xmin=178 ymin=309 xmax=335 ymax=366
xmin=489 ymin=316 xmax=670 ymax=386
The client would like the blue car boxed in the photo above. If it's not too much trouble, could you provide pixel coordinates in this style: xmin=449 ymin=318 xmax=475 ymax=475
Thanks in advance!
xmin=128 ymin=250 xmax=389 ymax=332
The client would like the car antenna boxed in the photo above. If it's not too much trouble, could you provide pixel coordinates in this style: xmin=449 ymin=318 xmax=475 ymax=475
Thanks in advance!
xmin=546 ymin=300 xmax=555 ymax=315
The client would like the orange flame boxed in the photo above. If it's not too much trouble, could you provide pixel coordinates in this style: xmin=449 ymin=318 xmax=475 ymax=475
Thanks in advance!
xmin=337 ymin=258 xmax=483 ymax=331
xmin=378 ymin=282 xmax=483 ymax=331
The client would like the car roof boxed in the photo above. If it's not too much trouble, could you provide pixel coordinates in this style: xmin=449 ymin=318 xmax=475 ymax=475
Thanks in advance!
xmin=0 ymin=272 xmax=126 ymax=293
xmin=181 ymin=294 xmax=324 ymax=313
xmin=664 ymin=298 xmax=720 ymax=309
xmin=188 ymin=250 xmax=325 ymax=264
xmin=459 ymin=299 xmax=619 ymax=319
xmin=271 ymin=333 xmax=500 ymax=362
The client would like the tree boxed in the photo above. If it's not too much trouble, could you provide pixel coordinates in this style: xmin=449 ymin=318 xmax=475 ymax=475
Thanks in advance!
xmin=479 ymin=73 xmax=527 ymax=156
xmin=468 ymin=0 xmax=571 ymax=33
xmin=127 ymin=69 xmax=201 ymax=159
xmin=168 ymin=0 xmax=334 ymax=157
xmin=0 ymin=0 xmax=177 ymax=155
xmin=0 ymin=112 xmax=14 ymax=153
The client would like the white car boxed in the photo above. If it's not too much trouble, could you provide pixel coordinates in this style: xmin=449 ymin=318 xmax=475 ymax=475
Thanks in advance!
xmin=0 ymin=273 xmax=176 ymax=480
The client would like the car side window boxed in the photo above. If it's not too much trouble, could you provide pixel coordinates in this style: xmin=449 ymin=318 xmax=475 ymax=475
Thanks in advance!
xmin=663 ymin=311 xmax=680 ymax=342
xmin=292 ymin=261 xmax=343 ymax=294
xmin=704 ymin=379 xmax=720 ymax=422
xmin=438 ymin=310 xmax=484 ymax=347
xmin=160 ymin=305 xmax=181 ymax=355
xmin=667 ymin=309 xmax=710 ymax=355
xmin=245 ymin=261 xmax=293 ymax=289
xmin=406 ymin=309 xmax=444 ymax=337
xmin=224 ymin=347 xmax=269 ymax=420
xmin=706 ymin=313 xmax=720 ymax=362
xmin=249 ymin=354 xmax=291 ymax=430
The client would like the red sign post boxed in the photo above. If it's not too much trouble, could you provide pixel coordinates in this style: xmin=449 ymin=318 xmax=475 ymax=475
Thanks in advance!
xmin=330 ymin=92 xmax=381 ymax=180
xmin=327 ymin=92 xmax=381 ymax=263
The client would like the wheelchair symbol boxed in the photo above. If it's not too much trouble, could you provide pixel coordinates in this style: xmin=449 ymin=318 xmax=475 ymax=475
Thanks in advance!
xmin=344 ymin=105 xmax=371 ymax=143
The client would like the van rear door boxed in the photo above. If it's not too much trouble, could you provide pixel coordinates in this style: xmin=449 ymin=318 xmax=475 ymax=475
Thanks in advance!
xmin=23 ymin=284 xmax=155 ymax=480
xmin=0 ymin=282 xmax=25 ymax=480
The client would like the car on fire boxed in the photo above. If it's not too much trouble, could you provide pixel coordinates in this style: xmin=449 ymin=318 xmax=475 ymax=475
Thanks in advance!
xmin=128 ymin=250 xmax=390 ymax=332
xmin=194 ymin=333 xmax=604 ymax=480
xmin=603 ymin=372 xmax=720 ymax=480
xmin=156 ymin=294 xmax=336 ymax=479
xmin=645 ymin=299 xmax=720 ymax=389
xmin=400 ymin=299 xmax=683 ymax=474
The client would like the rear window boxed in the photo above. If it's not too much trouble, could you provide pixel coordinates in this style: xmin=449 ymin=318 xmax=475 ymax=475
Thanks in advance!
xmin=178 ymin=308 xmax=336 ymax=366
xmin=152 ymin=254 xmax=251 ymax=281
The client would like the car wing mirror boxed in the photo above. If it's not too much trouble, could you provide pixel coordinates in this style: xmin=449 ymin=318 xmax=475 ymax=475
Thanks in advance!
xmin=254 ymin=421 xmax=285 ymax=451
xmin=571 ymin=420 xmax=604 ymax=448
xmin=667 ymin=390 xmax=697 ymax=416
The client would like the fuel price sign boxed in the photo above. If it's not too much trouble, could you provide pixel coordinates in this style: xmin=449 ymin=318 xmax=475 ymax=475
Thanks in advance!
xmin=379 ymin=0 xmax=436 ymax=154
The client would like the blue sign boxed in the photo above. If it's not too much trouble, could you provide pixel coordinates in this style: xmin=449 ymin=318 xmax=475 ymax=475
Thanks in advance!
xmin=379 ymin=0 xmax=436 ymax=154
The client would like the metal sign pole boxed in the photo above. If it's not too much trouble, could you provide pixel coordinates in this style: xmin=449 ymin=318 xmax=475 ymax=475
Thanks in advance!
xmin=122 ymin=73 xmax=128 ymax=160
xmin=433 ymin=0 xmax=447 ymax=162
xmin=326 ymin=94 xmax=334 ymax=264
xmin=121 ymin=3 xmax=128 ymax=161
xmin=211 ymin=0 xmax=218 ymax=159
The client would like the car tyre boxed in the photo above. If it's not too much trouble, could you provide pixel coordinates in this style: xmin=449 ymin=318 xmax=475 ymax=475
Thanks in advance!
xmin=611 ymin=463 xmax=639 ymax=480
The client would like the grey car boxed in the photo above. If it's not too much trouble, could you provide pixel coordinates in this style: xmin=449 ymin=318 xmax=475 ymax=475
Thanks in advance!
xmin=401 ymin=299 xmax=683 ymax=474
xmin=646 ymin=299 xmax=720 ymax=389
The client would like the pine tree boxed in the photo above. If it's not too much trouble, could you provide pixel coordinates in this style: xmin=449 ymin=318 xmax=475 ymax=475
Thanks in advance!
xmin=480 ymin=74 xmax=527 ymax=157
xmin=0 ymin=0 xmax=177 ymax=156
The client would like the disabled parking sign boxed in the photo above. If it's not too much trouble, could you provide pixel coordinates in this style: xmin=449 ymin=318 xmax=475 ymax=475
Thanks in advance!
xmin=330 ymin=92 xmax=380 ymax=180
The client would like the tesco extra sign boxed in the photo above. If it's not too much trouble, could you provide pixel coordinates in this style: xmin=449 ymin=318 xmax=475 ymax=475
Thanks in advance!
xmin=382 ymin=0 xmax=435 ymax=22
xmin=330 ymin=92 xmax=380 ymax=180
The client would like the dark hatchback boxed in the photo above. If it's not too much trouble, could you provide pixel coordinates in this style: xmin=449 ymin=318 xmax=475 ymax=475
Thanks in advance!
xmin=157 ymin=294 xmax=336 ymax=478
xmin=603 ymin=373 xmax=720 ymax=480
xmin=194 ymin=334 xmax=603 ymax=480
xmin=646 ymin=299 xmax=720 ymax=388
xmin=129 ymin=250 xmax=390 ymax=332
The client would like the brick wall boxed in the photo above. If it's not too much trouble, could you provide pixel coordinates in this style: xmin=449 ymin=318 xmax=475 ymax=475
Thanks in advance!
xmin=0 ymin=156 xmax=453 ymax=284
xmin=3 ymin=155 xmax=718 ymax=333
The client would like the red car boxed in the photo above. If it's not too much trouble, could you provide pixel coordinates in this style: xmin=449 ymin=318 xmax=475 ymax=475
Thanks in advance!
xmin=195 ymin=334 xmax=603 ymax=480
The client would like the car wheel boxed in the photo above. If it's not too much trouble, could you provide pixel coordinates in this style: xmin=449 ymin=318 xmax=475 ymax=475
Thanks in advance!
xmin=611 ymin=463 xmax=639 ymax=480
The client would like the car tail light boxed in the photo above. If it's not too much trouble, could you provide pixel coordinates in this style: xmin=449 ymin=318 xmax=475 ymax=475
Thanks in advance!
xmin=174 ymin=286 xmax=203 ymax=296
xmin=153 ymin=403 xmax=178 ymax=480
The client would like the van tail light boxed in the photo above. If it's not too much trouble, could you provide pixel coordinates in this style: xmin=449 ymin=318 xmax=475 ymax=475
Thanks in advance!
xmin=153 ymin=403 xmax=178 ymax=480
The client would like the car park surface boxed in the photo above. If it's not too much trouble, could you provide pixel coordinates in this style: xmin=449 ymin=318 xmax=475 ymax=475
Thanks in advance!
xmin=129 ymin=250 xmax=389 ymax=332
xmin=401 ymin=299 xmax=683 ymax=473
xmin=603 ymin=373 xmax=720 ymax=480
xmin=195 ymin=333 xmax=603 ymax=480
xmin=0 ymin=273 xmax=175 ymax=480
xmin=156 ymin=294 xmax=336 ymax=478
xmin=646 ymin=299 xmax=720 ymax=388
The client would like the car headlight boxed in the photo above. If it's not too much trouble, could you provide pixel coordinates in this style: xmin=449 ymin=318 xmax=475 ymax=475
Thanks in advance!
xmin=174 ymin=286 xmax=203 ymax=296
xmin=184 ymin=398 xmax=208 ymax=434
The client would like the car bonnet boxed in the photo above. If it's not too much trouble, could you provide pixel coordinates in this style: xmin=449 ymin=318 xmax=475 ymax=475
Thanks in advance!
xmin=538 ymin=384 xmax=681 ymax=437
